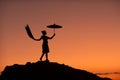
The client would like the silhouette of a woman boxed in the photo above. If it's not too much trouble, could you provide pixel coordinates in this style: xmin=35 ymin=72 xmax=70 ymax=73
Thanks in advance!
xmin=34 ymin=30 xmax=55 ymax=61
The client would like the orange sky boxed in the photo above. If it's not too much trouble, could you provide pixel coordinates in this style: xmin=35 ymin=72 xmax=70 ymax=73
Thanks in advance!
xmin=0 ymin=0 xmax=120 ymax=77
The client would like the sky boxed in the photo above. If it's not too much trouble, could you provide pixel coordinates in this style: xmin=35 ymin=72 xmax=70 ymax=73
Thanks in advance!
xmin=0 ymin=0 xmax=120 ymax=79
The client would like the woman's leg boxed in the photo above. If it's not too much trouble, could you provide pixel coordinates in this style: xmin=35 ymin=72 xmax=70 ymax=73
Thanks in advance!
xmin=46 ymin=53 xmax=48 ymax=61
xmin=40 ymin=53 xmax=44 ymax=61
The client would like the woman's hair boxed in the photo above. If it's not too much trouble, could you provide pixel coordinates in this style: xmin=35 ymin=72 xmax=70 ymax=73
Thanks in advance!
xmin=41 ymin=30 xmax=46 ymax=35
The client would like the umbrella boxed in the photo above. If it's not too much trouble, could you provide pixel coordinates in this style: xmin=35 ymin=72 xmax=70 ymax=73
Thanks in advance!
xmin=47 ymin=23 xmax=63 ymax=33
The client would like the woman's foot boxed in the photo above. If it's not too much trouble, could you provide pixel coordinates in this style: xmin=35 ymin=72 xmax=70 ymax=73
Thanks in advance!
xmin=45 ymin=59 xmax=49 ymax=62
xmin=40 ymin=58 xmax=42 ymax=61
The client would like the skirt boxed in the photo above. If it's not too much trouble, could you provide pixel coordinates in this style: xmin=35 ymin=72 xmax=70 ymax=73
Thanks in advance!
xmin=42 ymin=44 xmax=49 ymax=53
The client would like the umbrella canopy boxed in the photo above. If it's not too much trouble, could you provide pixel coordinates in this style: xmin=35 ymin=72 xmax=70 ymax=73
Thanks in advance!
xmin=47 ymin=24 xmax=63 ymax=33
xmin=47 ymin=24 xmax=62 ymax=28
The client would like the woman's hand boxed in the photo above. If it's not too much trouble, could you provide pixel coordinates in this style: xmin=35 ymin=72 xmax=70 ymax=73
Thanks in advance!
xmin=53 ymin=33 xmax=55 ymax=36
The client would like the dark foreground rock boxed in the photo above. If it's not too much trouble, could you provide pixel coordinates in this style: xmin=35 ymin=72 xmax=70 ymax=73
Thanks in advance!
xmin=0 ymin=61 xmax=111 ymax=80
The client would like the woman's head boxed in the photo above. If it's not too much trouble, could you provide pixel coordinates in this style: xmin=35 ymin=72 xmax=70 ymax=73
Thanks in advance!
xmin=41 ymin=30 xmax=47 ymax=35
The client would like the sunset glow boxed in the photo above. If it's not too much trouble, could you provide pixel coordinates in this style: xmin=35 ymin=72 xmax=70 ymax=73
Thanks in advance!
xmin=0 ymin=0 xmax=120 ymax=80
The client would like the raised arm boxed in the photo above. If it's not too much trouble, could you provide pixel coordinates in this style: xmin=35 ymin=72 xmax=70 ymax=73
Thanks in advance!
xmin=49 ymin=33 xmax=55 ymax=39
xmin=33 ymin=36 xmax=42 ymax=41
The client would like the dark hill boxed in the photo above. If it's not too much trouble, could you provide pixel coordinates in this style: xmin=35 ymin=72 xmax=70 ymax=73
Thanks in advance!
xmin=0 ymin=61 xmax=111 ymax=80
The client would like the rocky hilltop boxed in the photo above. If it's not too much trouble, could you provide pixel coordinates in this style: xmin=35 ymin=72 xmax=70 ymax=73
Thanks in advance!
xmin=0 ymin=61 xmax=111 ymax=80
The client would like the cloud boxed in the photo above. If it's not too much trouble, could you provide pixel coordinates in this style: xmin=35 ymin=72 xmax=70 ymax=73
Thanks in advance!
xmin=96 ymin=72 xmax=120 ymax=75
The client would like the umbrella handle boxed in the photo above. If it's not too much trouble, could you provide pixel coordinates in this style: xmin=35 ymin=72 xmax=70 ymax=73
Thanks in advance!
xmin=53 ymin=28 xmax=55 ymax=34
